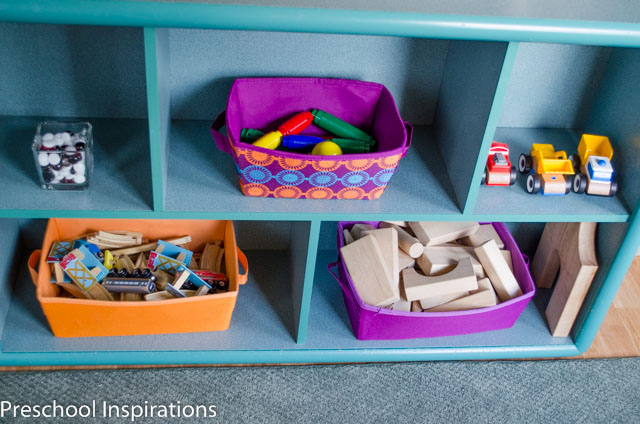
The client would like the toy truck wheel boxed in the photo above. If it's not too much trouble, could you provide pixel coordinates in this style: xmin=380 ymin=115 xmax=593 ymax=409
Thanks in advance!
xmin=609 ymin=179 xmax=618 ymax=197
xmin=568 ymin=154 xmax=581 ymax=173
xmin=518 ymin=154 xmax=532 ymax=173
xmin=526 ymin=174 xmax=541 ymax=194
xmin=481 ymin=168 xmax=486 ymax=185
xmin=572 ymin=173 xmax=587 ymax=194
xmin=565 ymin=175 xmax=573 ymax=194
xmin=509 ymin=166 xmax=517 ymax=185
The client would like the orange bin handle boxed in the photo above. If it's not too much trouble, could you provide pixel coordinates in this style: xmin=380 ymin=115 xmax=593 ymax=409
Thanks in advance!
xmin=28 ymin=250 xmax=41 ymax=286
xmin=28 ymin=247 xmax=249 ymax=286
xmin=236 ymin=247 xmax=249 ymax=285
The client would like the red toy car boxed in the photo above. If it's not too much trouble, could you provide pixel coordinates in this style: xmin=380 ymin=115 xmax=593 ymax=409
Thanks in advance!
xmin=481 ymin=142 xmax=517 ymax=186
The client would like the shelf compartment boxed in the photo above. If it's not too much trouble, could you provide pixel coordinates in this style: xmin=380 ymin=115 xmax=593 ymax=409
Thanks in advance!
xmin=471 ymin=43 xmax=640 ymax=220
xmin=165 ymin=121 xmax=459 ymax=218
xmin=0 ymin=23 xmax=153 ymax=211
xmin=0 ymin=116 xmax=153 ymax=212
xmin=473 ymin=128 xmax=631 ymax=221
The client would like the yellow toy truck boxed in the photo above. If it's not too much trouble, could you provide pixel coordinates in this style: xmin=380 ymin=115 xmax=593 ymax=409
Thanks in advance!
xmin=570 ymin=134 xmax=617 ymax=197
xmin=518 ymin=144 xmax=575 ymax=195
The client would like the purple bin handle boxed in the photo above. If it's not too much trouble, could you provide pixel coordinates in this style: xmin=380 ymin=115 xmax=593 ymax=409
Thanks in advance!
xmin=403 ymin=121 xmax=414 ymax=149
xmin=210 ymin=110 xmax=234 ymax=155
xmin=327 ymin=261 xmax=351 ymax=295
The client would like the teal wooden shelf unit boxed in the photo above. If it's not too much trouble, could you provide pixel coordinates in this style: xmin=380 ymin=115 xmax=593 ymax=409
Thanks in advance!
xmin=0 ymin=1 xmax=639 ymax=366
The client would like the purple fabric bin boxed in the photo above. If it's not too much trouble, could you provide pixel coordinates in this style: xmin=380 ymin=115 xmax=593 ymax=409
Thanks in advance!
xmin=329 ymin=222 xmax=536 ymax=340
xmin=210 ymin=78 xmax=412 ymax=200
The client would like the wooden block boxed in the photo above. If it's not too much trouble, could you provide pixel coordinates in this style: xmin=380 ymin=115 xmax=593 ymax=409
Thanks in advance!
xmin=350 ymin=223 xmax=375 ymax=240
xmin=411 ymin=301 xmax=422 ymax=312
xmin=402 ymin=257 xmax=478 ymax=301
xmin=381 ymin=221 xmax=407 ymax=227
xmin=427 ymin=286 xmax=498 ymax=312
xmin=543 ymin=222 xmax=599 ymax=337
xmin=391 ymin=298 xmax=411 ymax=311
xmin=531 ymin=222 xmax=570 ymax=288
xmin=340 ymin=235 xmax=399 ymax=307
xmin=133 ymin=253 xmax=146 ymax=269
xmin=419 ymin=291 xmax=468 ymax=310
xmin=398 ymin=250 xmax=415 ymax=270
xmin=460 ymin=224 xmax=504 ymax=249
xmin=363 ymin=228 xmax=399 ymax=295
xmin=407 ymin=222 xmax=479 ymax=246
xmin=586 ymin=178 xmax=612 ymax=196
xmin=416 ymin=246 xmax=486 ymax=279
xmin=501 ymin=250 xmax=513 ymax=273
xmin=379 ymin=222 xmax=423 ymax=258
xmin=110 ymin=236 xmax=192 ymax=256
xmin=474 ymin=240 xmax=523 ymax=302
xmin=343 ymin=229 xmax=355 ymax=245
xmin=56 ymin=282 xmax=90 ymax=299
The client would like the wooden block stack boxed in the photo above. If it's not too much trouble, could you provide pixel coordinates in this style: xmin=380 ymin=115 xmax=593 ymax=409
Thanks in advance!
xmin=341 ymin=222 xmax=523 ymax=312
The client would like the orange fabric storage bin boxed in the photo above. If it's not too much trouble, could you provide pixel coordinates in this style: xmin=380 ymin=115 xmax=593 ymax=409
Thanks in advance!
xmin=27 ymin=218 xmax=248 ymax=338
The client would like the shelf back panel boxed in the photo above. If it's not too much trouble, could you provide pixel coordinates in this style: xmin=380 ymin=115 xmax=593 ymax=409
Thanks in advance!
xmin=167 ymin=29 xmax=449 ymax=126
xmin=0 ymin=23 xmax=148 ymax=119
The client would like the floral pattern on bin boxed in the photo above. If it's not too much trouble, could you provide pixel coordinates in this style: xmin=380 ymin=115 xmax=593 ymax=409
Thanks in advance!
xmin=309 ymin=172 xmax=339 ymax=187
xmin=372 ymin=169 xmax=395 ymax=187
xmin=342 ymin=171 xmax=370 ymax=187
xmin=243 ymin=165 xmax=272 ymax=184
xmin=275 ymin=170 xmax=306 ymax=186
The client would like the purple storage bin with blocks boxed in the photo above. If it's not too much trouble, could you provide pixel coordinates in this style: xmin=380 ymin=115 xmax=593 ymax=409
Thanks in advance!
xmin=329 ymin=222 xmax=536 ymax=340
xmin=210 ymin=78 xmax=412 ymax=200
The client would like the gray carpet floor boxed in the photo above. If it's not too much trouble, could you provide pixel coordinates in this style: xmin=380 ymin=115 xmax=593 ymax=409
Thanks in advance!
xmin=0 ymin=358 xmax=639 ymax=423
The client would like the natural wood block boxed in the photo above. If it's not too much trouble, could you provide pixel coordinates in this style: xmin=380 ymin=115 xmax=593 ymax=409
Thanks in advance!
xmin=427 ymin=286 xmax=498 ymax=312
xmin=474 ymin=240 xmax=523 ymax=302
xmin=340 ymin=235 xmax=399 ymax=307
xmin=402 ymin=257 xmax=478 ymax=301
xmin=196 ymin=285 xmax=210 ymax=296
xmin=419 ymin=290 xmax=468 ymax=310
xmin=460 ymin=224 xmax=504 ymax=249
xmin=541 ymin=173 xmax=567 ymax=194
xmin=416 ymin=246 xmax=486 ymax=279
xmin=145 ymin=290 xmax=196 ymax=301
xmin=531 ymin=222 xmax=567 ymax=288
xmin=398 ymin=250 xmax=416 ymax=270
xmin=379 ymin=222 xmax=423 ymax=258
xmin=363 ymin=228 xmax=400 ymax=294
xmin=391 ymin=298 xmax=412 ymax=311
xmin=408 ymin=222 xmax=479 ymax=246
xmin=343 ymin=229 xmax=355 ymax=245
xmin=543 ymin=222 xmax=599 ymax=337
xmin=381 ymin=221 xmax=407 ymax=227
xmin=350 ymin=223 xmax=376 ymax=240
xmin=53 ymin=263 xmax=65 ymax=283
xmin=120 ymin=293 xmax=143 ymax=301
xmin=411 ymin=301 xmax=423 ymax=312
xmin=501 ymin=250 xmax=513 ymax=273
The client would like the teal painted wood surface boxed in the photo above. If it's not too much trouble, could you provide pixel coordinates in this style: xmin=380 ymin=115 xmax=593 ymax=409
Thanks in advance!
xmin=144 ymin=28 xmax=170 ymax=211
xmin=464 ymin=41 xmax=519 ymax=214
xmin=1 ymin=1 xmax=640 ymax=47
xmin=434 ymin=41 xmax=509 ymax=211
xmin=290 ymin=220 xmax=321 ymax=344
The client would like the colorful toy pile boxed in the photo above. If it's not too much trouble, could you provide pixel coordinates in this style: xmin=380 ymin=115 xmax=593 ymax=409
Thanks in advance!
xmin=243 ymin=109 xmax=376 ymax=155
xmin=46 ymin=230 xmax=229 ymax=302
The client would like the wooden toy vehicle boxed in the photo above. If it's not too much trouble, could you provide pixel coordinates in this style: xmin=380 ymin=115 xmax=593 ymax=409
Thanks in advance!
xmin=481 ymin=142 xmax=517 ymax=186
xmin=570 ymin=134 xmax=617 ymax=197
xmin=518 ymin=144 xmax=575 ymax=195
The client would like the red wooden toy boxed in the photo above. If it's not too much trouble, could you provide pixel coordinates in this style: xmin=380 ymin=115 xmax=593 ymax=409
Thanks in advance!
xmin=482 ymin=142 xmax=517 ymax=186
